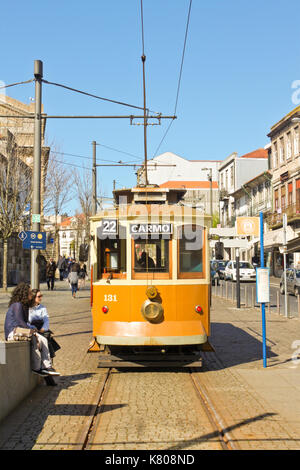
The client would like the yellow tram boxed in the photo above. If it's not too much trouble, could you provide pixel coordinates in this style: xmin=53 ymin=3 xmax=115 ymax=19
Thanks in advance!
xmin=89 ymin=186 xmax=212 ymax=366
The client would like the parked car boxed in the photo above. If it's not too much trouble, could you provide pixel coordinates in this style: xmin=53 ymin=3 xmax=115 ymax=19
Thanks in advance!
xmin=280 ymin=268 xmax=300 ymax=295
xmin=214 ymin=260 xmax=228 ymax=280
xmin=224 ymin=261 xmax=256 ymax=282
xmin=210 ymin=261 xmax=220 ymax=286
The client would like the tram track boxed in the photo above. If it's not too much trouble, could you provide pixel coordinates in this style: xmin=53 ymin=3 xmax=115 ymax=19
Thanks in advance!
xmin=190 ymin=370 xmax=238 ymax=450
xmin=77 ymin=365 xmax=238 ymax=451
xmin=79 ymin=367 xmax=112 ymax=450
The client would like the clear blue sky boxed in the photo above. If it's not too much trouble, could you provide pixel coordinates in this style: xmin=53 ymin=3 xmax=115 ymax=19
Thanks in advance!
xmin=1 ymin=0 xmax=300 ymax=213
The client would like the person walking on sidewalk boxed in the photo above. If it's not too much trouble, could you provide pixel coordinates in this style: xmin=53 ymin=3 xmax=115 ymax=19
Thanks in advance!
xmin=46 ymin=258 xmax=57 ymax=291
xmin=57 ymin=255 xmax=66 ymax=281
xmin=68 ymin=265 xmax=79 ymax=298
xmin=4 ymin=283 xmax=60 ymax=377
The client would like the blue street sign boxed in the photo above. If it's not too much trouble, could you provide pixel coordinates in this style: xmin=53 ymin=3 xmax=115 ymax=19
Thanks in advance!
xmin=22 ymin=231 xmax=46 ymax=250
xmin=18 ymin=231 xmax=28 ymax=242
xmin=49 ymin=238 xmax=54 ymax=244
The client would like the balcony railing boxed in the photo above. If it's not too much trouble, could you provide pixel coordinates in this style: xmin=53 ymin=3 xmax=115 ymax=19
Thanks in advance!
xmin=219 ymin=188 xmax=229 ymax=200
xmin=267 ymin=203 xmax=300 ymax=228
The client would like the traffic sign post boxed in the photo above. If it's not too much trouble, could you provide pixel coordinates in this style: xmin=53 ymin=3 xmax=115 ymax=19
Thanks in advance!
xmin=259 ymin=212 xmax=267 ymax=368
xmin=21 ymin=231 xmax=46 ymax=250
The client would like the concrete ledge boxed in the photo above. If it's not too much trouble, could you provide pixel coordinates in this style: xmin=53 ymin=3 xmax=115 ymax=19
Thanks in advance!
xmin=0 ymin=341 xmax=41 ymax=423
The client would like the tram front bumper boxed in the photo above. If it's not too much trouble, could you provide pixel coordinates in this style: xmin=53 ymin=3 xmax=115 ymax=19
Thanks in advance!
xmin=95 ymin=320 xmax=207 ymax=346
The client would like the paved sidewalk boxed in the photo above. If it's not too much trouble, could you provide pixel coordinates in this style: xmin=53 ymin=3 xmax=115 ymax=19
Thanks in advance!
xmin=0 ymin=281 xmax=300 ymax=449
xmin=203 ymin=295 xmax=300 ymax=449
xmin=0 ymin=281 xmax=106 ymax=450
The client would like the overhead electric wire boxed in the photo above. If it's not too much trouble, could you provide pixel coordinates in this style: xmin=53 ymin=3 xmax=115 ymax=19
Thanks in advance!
xmin=50 ymin=157 xmax=90 ymax=170
xmin=50 ymin=149 xmax=141 ymax=165
xmin=0 ymin=79 xmax=34 ymax=90
xmin=42 ymin=79 xmax=159 ymax=114
xmin=95 ymin=143 xmax=144 ymax=162
xmin=152 ymin=0 xmax=192 ymax=158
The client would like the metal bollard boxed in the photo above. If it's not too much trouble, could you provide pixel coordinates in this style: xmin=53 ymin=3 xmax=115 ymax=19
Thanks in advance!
xmin=277 ymin=290 xmax=280 ymax=315
xmin=232 ymin=282 xmax=234 ymax=302
xmin=226 ymin=281 xmax=228 ymax=300
xmin=252 ymin=287 xmax=255 ymax=307
xmin=245 ymin=286 xmax=248 ymax=308
xmin=298 ymin=294 xmax=300 ymax=317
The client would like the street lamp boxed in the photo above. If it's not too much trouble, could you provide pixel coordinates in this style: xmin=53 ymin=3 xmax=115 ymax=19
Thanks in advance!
xmin=201 ymin=167 xmax=213 ymax=217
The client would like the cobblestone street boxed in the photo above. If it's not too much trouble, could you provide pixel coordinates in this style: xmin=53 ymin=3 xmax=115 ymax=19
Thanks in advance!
xmin=0 ymin=283 xmax=300 ymax=450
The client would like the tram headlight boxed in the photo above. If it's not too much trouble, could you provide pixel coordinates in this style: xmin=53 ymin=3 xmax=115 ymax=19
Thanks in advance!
xmin=102 ymin=306 xmax=109 ymax=314
xmin=195 ymin=305 xmax=203 ymax=314
xmin=141 ymin=299 xmax=164 ymax=323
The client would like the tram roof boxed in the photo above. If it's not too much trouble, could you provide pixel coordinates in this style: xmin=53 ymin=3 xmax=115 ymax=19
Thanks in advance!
xmin=90 ymin=204 xmax=212 ymax=221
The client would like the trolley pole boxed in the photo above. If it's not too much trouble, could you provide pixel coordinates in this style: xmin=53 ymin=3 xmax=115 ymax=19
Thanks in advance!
xmin=30 ymin=60 xmax=43 ymax=290
xmin=92 ymin=141 xmax=97 ymax=215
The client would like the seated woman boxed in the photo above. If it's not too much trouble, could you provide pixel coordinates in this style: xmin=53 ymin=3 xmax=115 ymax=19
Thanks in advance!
xmin=4 ymin=283 xmax=60 ymax=377
xmin=28 ymin=289 xmax=60 ymax=360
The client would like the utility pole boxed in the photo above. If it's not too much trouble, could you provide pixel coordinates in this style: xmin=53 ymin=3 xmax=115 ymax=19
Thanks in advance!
xmin=201 ymin=167 xmax=213 ymax=219
xmin=283 ymin=213 xmax=288 ymax=318
xmin=208 ymin=168 xmax=213 ymax=219
xmin=236 ymin=248 xmax=241 ymax=308
xmin=31 ymin=60 xmax=43 ymax=289
xmin=92 ymin=141 xmax=97 ymax=215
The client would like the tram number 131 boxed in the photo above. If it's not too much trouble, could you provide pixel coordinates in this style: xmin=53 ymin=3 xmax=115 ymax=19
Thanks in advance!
xmin=104 ymin=294 xmax=117 ymax=302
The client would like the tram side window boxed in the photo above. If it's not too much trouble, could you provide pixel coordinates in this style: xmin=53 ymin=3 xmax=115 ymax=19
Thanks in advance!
xmin=97 ymin=226 xmax=126 ymax=278
xmin=178 ymin=225 xmax=204 ymax=278
xmin=134 ymin=238 xmax=169 ymax=273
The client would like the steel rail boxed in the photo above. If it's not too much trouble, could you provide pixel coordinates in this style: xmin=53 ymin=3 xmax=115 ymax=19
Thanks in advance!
xmin=73 ymin=367 xmax=112 ymax=450
xmin=190 ymin=371 xmax=239 ymax=450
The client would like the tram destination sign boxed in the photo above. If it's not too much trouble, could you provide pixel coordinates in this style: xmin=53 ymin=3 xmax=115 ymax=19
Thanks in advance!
xmin=130 ymin=223 xmax=173 ymax=235
xmin=97 ymin=219 xmax=118 ymax=239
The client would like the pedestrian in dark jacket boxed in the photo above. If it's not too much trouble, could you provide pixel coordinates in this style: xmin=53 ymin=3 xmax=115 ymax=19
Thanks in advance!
xmin=57 ymin=256 xmax=66 ymax=281
xmin=46 ymin=258 xmax=57 ymax=290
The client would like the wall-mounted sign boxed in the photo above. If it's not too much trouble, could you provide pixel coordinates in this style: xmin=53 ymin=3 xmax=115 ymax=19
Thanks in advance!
xmin=236 ymin=217 xmax=260 ymax=237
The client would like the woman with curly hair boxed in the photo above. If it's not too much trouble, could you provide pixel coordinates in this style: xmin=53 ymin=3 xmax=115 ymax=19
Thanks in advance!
xmin=4 ymin=282 xmax=60 ymax=377
xmin=4 ymin=283 xmax=33 ymax=339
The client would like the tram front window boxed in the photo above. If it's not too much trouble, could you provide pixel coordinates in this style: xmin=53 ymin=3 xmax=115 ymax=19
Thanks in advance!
xmin=178 ymin=225 xmax=204 ymax=278
xmin=134 ymin=239 xmax=169 ymax=273
xmin=97 ymin=225 xmax=126 ymax=279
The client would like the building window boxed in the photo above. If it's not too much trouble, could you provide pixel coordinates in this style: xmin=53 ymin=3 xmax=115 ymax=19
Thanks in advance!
xmin=281 ymin=185 xmax=286 ymax=209
xmin=275 ymin=189 xmax=279 ymax=210
xmin=230 ymin=166 xmax=234 ymax=187
xmin=294 ymin=127 xmax=299 ymax=156
xmin=273 ymin=142 xmax=278 ymax=168
xmin=288 ymin=182 xmax=293 ymax=206
xmin=297 ymin=179 xmax=300 ymax=212
xmin=286 ymin=132 xmax=292 ymax=160
xmin=279 ymin=137 xmax=284 ymax=164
